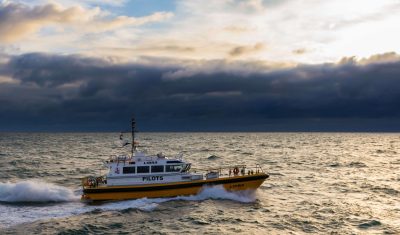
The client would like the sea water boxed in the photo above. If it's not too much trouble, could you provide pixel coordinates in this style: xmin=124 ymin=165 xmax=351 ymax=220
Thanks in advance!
xmin=0 ymin=132 xmax=399 ymax=234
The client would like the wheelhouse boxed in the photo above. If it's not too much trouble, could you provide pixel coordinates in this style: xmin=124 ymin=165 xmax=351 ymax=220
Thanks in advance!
xmin=116 ymin=162 xmax=191 ymax=175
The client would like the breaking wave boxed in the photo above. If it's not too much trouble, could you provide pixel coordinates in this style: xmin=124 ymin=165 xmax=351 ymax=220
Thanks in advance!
xmin=176 ymin=185 xmax=256 ymax=203
xmin=97 ymin=185 xmax=256 ymax=212
xmin=0 ymin=181 xmax=79 ymax=203
xmin=207 ymin=155 xmax=220 ymax=160
xmin=0 ymin=184 xmax=255 ymax=228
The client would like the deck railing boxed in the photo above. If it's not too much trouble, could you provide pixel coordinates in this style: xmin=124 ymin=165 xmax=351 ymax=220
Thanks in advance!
xmin=82 ymin=175 xmax=107 ymax=188
xmin=194 ymin=164 xmax=265 ymax=178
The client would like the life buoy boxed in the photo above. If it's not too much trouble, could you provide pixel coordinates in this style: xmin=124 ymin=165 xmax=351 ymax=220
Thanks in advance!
xmin=233 ymin=167 xmax=239 ymax=175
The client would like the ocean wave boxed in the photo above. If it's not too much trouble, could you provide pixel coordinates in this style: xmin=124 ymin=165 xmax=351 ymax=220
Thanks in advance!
xmin=207 ymin=155 xmax=220 ymax=160
xmin=95 ymin=185 xmax=256 ymax=212
xmin=0 ymin=180 xmax=80 ymax=203
xmin=347 ymin=161 xmax=367 ymax=168
xmin=0 ymin=184 xmax=256 ymax=228
xmin=175 ymin=185 xmax=256 ymax=203
xmin=358 ymin=220 xmax=382 ymax=229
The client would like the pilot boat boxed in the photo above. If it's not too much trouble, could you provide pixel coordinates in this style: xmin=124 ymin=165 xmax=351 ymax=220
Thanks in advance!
xmin=81 ymin=118 xmax=269 ymax=202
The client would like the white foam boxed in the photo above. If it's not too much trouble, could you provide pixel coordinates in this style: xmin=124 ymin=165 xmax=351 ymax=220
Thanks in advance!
xmin=177 ymin=185 xmax=256 ymax=203
xmin=0 ymin=202 xmax=86 ymax=228
xmin=92 ymin=185 xmax=256 ymax=212
xmin=0 ymin=183 xmax=256 ymax=228
xmin=0 ymin=180 xmax=79 ymax=202
xmin=97 ymin=197 xmax=168 ymax=212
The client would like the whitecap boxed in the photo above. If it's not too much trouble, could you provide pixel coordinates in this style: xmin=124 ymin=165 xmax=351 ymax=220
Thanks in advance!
xmin=0 ymin=184 xmax=256 ymax=228
xmin=93 ymin=185 xmax=256 ymax=212
xmin=0 ymin=180 xmax=79 ymax=203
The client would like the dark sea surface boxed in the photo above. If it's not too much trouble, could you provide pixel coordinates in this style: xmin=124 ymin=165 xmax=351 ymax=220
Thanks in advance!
xmin=0 ymin=132 xmax=399 ymax=234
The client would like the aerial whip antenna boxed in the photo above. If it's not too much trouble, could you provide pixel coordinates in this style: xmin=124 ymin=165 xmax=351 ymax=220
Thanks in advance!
xmin=131 ymin=116 xmax=136 ymax=156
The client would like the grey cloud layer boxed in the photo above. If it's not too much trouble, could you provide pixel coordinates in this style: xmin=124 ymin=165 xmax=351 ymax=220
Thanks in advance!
xmin=0 ymin=53 xmax=400 ymax=131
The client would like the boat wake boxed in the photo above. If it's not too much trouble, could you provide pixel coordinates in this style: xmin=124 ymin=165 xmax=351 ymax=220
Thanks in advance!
xmin=98 ymin=185 xmax=256 ymax=212
xmin=0 ymin=180 xmax=82 ymax=228
xmin=176 ymin=185 xmax=256 ymax=203
xmin=0 ymin=180 xmax=79 ymax=203
xmin=0 ymin=182 xmax=256 ymax=228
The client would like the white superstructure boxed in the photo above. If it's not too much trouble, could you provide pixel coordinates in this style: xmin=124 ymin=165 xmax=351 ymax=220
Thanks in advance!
xmin=104 ymin=151 xmax=204 ymax=186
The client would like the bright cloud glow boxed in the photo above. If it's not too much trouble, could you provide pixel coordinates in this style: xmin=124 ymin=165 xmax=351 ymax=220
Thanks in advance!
xmin=1 ymin=0 xmax=399 ymax=65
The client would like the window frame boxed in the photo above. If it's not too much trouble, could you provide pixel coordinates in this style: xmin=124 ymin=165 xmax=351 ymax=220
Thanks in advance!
xmin=166 ymin=164 xmax=183 ymax=172
xmin=122 ymin=166 xmax=136 ymax=174
xmin=151 ymin=165 xmax=164 ymax=173
xmin=137 ymin=166 xmax=150 ymax=174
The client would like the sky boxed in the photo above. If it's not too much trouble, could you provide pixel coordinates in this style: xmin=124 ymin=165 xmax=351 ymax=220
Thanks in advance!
xmin=0 ymin=0 xmax=400 ymax=131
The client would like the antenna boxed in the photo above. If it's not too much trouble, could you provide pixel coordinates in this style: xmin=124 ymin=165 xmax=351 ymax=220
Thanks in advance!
xmin=131 ymin=116 xmax=136 ymax=156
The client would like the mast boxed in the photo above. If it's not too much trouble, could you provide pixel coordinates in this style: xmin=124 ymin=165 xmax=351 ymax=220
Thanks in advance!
xmin=131 ymin=117 xmax=136 ymax=156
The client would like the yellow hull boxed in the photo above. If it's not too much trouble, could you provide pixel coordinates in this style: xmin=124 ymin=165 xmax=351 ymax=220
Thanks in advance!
xmin=82 ymin=173 xmax=268 ymax=202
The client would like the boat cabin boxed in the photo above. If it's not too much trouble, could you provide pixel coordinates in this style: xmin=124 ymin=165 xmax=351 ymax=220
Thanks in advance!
xmin=103 ymin=151 xmax=201 ymax=186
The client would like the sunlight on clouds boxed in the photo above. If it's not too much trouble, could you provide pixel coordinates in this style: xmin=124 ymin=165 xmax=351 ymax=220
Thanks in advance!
xmin=74 ymin=0 xmax=127 ymax=7
xmin=1 ymin=0 xmax=399 ymax=65
xmin=104 ymin=0 xmax=399 ymax=64
xmin=0 ymin=75 xmax=18 ymax=84
xmin=0 ymin=1 xmax=173 ymax=43
xmin=15 ymin=0 xmax=128 ymax=8
xmin=0 ymin=2 xmax=85 ymax=43
xmin=83 ymin=11 xmax=173 ymax=32
xmin=160 ymin=59 xmax=296 ymax=80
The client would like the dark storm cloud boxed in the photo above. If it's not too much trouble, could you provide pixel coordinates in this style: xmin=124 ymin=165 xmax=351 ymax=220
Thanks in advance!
xmin=1 ymin=52 xmax=400 ymax=131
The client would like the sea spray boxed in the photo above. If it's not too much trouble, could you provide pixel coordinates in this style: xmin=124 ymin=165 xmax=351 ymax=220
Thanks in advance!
xmin=175 ymin=185 xmax=256 ymax=203
xmin=93 ymin=185 xmax=256 ymax=212
xmin=0 ymin=183 xmax=256 ymax=228
xmin=0 ymin=181 xmax=83 ymax=228
xmin=0 ymin=201 xmax=87 ymax=228
xmin=0 ymin=180 xmax=80 ymax=202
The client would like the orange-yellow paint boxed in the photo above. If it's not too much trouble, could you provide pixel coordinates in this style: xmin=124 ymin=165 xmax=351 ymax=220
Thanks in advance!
xmin=82 ymin=173 xmax=267 ymax=202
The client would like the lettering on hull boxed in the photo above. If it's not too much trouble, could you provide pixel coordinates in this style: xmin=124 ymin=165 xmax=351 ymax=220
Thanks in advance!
xmin=229 ymin=183 xmax=245 ymax=189
xmin=142 ymin=176 xmax=164 ymax=181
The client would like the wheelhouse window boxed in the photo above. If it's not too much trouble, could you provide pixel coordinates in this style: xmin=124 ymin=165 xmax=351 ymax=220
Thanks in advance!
xmin=123 ymin=167 xmax=135 ymax=174
xmin=166 ymin=160 xmax=182 ymax=164
xmin=166 ymin=164 xmax=183 ymax=172
xmin=182 ymin=164 xmax=191 ymax=173
xmin=151 ymin=165 xmax=164 ymax=173
xmin=137 ymin=166 xmax=150 ymax=173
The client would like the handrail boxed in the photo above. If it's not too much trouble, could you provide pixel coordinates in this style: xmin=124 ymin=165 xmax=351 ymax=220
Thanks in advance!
xmin=192 ymin=164 xmax=266 ymax=176
xmin=107 ymin=154 xmax=179 ymax=163
xmin=191 ymin=164 xmax=262 ymax=171
xmin=82 ymin=175 xmax=106 ymax=188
